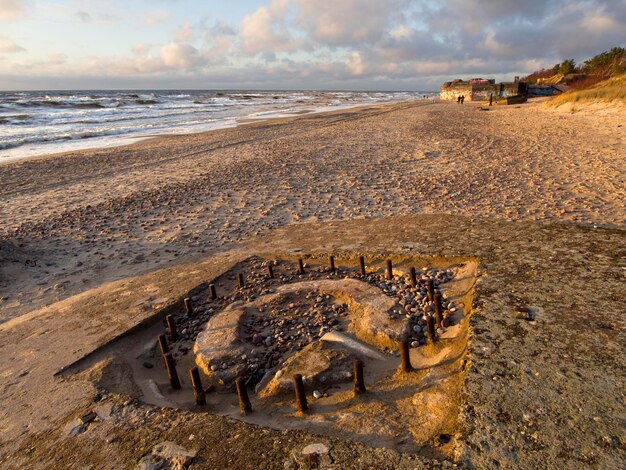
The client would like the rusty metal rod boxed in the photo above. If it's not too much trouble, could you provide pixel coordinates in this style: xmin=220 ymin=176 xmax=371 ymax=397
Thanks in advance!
xmin=235 ymin=377 xmax=252 ymax=414
xmin=426 ymin=315 xmax=437 ymax=344
xmin=293 ymin=374 xmax=308 ymax=412
xmin=189 ymin=367 xmax=206 ymax=406
xmin=386 ymin=259 xmax=393 ymax=280
xmin=298 ymin=258 xmax=305 ymax=274
xmin=410 ymin=267 xmax=417 ymax=288
xmin=165 ymin=315 xmax=178 ymax=342
xmin=400 ymin=340 xmax=412 ymax=372
xmin=359 ymin=256 xmax=366 ymax=275
xmin=164 ymin=352 xmax=181 ymax=390
xmin=267 ymin=264 xmax=274 ymax=279
xmin=157 ymin=334 xmax=169 ymax=357
xmin=354 ymin=360 xmax=366 ymax=395
xmin=237 ymin=273 xmax=245 ymax=288
xmin=434 ymin=293 xmax=443 ymax=328
xmin=184 ymin=297 xmax=193 ymax=315
xmin=427 ymin=279 xmax=435 ymax=302
xmin=209 ymin=283 xmax=217 ymax=300
xmin=329 ymin=255 xmax=335 ymax=273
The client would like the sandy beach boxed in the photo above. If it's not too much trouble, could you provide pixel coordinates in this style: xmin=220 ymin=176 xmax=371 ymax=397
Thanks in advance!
xmin=0 ymin=99 xmax=625 ymax=469
xmin=1 ymin=99 xmax=624 ymax=321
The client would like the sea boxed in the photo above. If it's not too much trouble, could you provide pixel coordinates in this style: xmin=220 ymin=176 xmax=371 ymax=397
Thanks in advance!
xmin=0 ymin=90 xmax=435 ymax=161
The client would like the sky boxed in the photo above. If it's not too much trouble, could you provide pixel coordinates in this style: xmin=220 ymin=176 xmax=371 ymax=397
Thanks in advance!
xmin=0 ymin=0 xmax=624 ymax=91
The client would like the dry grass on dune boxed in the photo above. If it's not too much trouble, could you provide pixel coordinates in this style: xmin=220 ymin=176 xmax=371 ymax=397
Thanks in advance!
xmin=546 ymin=75 xmax=626 ymax=108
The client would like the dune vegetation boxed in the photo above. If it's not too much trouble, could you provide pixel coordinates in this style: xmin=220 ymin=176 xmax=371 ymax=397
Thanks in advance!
xmin=545 ymin=75 xmax=626 ymax=108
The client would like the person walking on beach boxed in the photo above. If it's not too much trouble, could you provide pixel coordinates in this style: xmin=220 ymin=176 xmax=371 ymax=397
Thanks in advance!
xmin=457 ymin=96 xmax=461 ymax=103
xmin=461 ymin=95 xmax=465 ymax=104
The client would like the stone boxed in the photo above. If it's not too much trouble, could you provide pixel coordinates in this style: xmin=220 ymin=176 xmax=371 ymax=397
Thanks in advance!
xmin=151 ymin=441 xmax=197 ymax=468
xmin=143 ymin=362 xmax=154 ymax=369
xmin=292 ymin=443 xmax=332 ymax=468
xmin=95 ymin=403 xmax=113 ymax=421
xmin=313 ymin=390 xmax=322 ymax=399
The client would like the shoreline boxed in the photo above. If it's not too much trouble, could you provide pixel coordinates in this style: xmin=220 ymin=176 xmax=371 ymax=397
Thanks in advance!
xmin=0 ymin=97 xmax=429 ymax=165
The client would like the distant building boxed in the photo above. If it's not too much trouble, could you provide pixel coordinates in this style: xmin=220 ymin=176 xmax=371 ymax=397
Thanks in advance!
xmin=440 ymin=78 xmax=528 ymax=102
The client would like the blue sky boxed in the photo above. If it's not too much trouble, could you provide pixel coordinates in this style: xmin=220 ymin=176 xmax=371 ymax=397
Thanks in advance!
xmin=0 ymin=0 xmax=624 ymax=90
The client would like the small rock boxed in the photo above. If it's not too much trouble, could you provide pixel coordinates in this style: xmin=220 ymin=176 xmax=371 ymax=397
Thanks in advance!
xmin=143 ymin=362 xmax=154 ymax=369
xmin=313 ymin=390 xmax=322 ymax=399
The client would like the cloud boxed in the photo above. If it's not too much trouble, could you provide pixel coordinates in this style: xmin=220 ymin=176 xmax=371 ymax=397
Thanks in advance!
xmin=294 ymin=0 xmax=405 ymax=46
xmin=75 ymin=10 xmax=91 ymax=23
xmin=241 ymin=0 xmax=304 ymax=54
xmin=345 ymin=51 xmax=364 ymax=76
xmin=160 ymin=42 xmax=202 ymax=70
xmin=143 ymin=9 xmax=169 ymax=26
xmin=2 ymin=0 xmax=626 ymax=90
xmin=0 ymin=0 xmax=25 ymax=21
xmin=175 ymin=23 xmax=196 ymax=42
xmin=0 ymin=33 xmax=25 ymax=53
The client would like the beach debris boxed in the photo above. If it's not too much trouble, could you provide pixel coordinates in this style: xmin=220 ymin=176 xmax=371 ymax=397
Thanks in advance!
xmin=137 ymin=441 xmax=197 ymax=470
xmin=236 ymin=376 xmax=252 ymax=415
xmin=164 ymin=352 xmax=181 ymax=390
xmin=293 ymin=373 xmax=308 ymax=413
xmin=166 ymin=315 xmax=178 ymax=341
xmin=400 ymin=340 xmax=413 ymax=373
xmin=353 ymin=359 xmax=366 ymax=395
xmin=183 ymin=297 xmax=193 ymax=316
xmin=209 ymin=283 xmax=217 ymax=300
xmin=165 ymin=257 xmax=457 ymax=387
xmin=189 ymin=367 xmax=206 ymax=406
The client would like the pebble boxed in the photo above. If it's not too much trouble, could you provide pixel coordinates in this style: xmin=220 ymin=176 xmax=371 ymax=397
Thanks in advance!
xmin=313 ymin=390 xmax=323 ymax=399
xmin=143 ymin=362 xmax=154 ymax=369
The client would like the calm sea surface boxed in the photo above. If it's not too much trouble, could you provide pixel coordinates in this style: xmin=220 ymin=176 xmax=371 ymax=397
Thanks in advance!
xmin=0 ymin=90 xmax=434 ymax=161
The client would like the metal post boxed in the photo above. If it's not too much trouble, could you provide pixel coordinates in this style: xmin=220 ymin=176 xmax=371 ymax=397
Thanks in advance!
xmin=209 ymin=283 xmax=217 ymax=300
xmin=166 ymin=315 xmax=178 ymax=341
xmin=267 ymin=264 xmax=274 ymax=279
xmin=410 ymin=267 xmax=417 ymax=288
xmin=426 ymin=315 xmax=436 ymax=344
xmin=157 ymin=334 xmax=169 ymax=357
xmin=359 ymin=256 xmax=366 ymax=275
xmin=435 ymin=293 xmax=443 ymax=328
xmin=189 ymin=367 xmax=206 ymax=406
xmin=400 ymin=340 xmax=412 ymax=372
xmin=354 ymin=360 xmax=366 ymax=395
xmin=237 ymin=273 xmax=244 ymax=289
xmin=298 ymin=258 xmax=305 ymax=274
xmin=293 ymin=374 xmax=308 ymax=412
xmin=427 ymin=279 xmax=435 ymax=302
xmin=184 ymin=297 xmax=193 ymax=315
xmin=329 ymin=255 xmax=335 ymax=273
xmin=386 ymin=259 xmax=393 ymax=280
xmin=235 ymin=377 xmax=252 ymax=414
xmin=164 ymin=352 xmax=181 ymax=390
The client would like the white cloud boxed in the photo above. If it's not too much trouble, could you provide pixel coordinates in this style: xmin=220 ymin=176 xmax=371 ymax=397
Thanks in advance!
xmin=346 ymin=51 xmax=364 ymax=76
xmin=75 ymin=10 xmax=91 ymax=23
xmin=160 ymin=43 xmax=202 ymax=69
xmin=294 ymin=0 xmax=405 ymax=45
xmin=131 ymin=43 xmax=151 ymax=56
xmin=175 ymin=23 xmax=196 ymax=42
xmin=143 ymin=9 xmax=169 ymax=26
xmin=0 ymin=0 xmax=25 ymax=21
xmin=390 ymin=25 xmax=412 ymax=41
xmin=241 ymin=0 xmax=303 ymax=54
xmin=0 ymin=33 xmax=25 ymax=53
